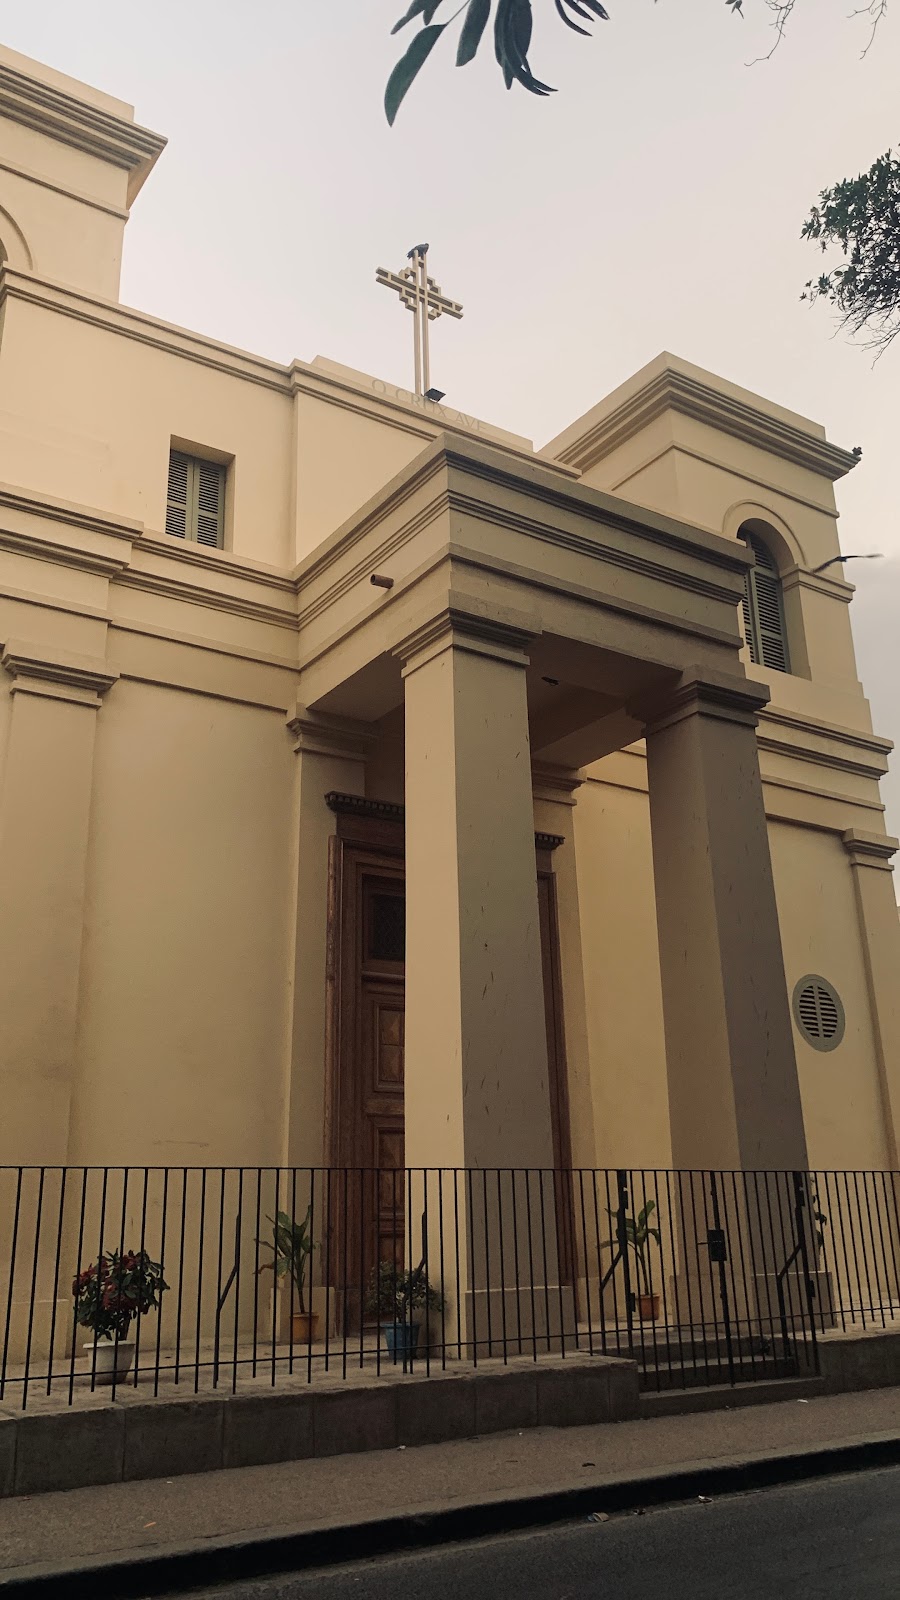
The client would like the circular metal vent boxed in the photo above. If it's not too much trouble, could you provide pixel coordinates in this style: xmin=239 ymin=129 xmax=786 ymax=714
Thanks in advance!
xmin=792 ymin=976 xmax=845 ymax=1052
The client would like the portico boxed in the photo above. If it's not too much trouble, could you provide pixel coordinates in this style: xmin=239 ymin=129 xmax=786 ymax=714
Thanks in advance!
xmin=292 ymin=436 xmax=807 ymax=1194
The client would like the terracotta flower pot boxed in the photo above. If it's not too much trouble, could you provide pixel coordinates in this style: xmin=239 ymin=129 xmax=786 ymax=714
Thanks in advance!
xmin=84 ymin=1338 xmax=135 ymax=1384
xmin=290 ymin=1310 xmax=319 ymax=1345
xmin=636 ymin=1293 xmax=661 ymax=1322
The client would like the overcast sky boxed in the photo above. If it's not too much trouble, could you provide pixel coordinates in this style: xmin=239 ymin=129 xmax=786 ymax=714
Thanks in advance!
xmin=6 ymin=2 xmax=899 ymax=831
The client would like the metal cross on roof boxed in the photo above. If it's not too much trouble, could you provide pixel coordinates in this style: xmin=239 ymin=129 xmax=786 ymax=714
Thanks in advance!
xmin=376 ymin=244 xmax=463 ymax=400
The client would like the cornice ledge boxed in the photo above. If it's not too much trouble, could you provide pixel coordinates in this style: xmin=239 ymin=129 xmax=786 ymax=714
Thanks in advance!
xmin=758 ymin=706 xmax=893 ymax=757
xmin=0 ymin=481 xmax=142 ymax=544
xmin=395 ymin=595 xmax=540 ymax=675
xmin=1 ymin=637 xmax=118 ymax=703
xmin=555 ymin=368 xmax=859 ymax=482
xmin=531 ymin=761 xmax=586 ymax=805
xmin=640 ymin=668 xmax=770 ymax=735
xmin=842 ymin=828 xmax=899 ymax=869
xmin=288 ymin=705 xmax=376 ymax=760
xmin=441 ymin=446 xmax=754 ymax=580
xmin=0 ymin=61 xmax=166 ymax=175
xmin=0 ymin=273 xmax=290 ymax=392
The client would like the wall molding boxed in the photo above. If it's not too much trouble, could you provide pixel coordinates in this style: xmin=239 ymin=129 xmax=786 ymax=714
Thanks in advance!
xmin=552 ymin=364 xmax=859 ymax=483
xmin=1 ymin=636 xmax=117 ymax=707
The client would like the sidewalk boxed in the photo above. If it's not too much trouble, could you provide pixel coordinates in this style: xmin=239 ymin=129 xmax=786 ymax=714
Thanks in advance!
xmin=1 ymin=1386 xmax=899 ymax=1595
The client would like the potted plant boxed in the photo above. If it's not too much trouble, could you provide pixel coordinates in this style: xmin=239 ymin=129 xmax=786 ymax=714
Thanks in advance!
xmin=73 ymin=1248 xmax=168 ymax=1383
xmin=365 ymin=1259 xmax=443 ymax=1363
xmin=257 ymin=1208 xmax=318 ymax=1344
xmin=604 ymin=1199 xmax=662 ymax=1321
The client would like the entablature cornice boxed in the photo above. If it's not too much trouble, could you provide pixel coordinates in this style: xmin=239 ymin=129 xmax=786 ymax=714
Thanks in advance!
xmin=1 ymin=636 xmax=117 ymax=706
xmin=0 ymin=60 xmax=166 ymax=186
xmin=0 ymin=481 xmax=139 ymax=576
xmin=551 ymin=365 xmax=860 ymax=483
xmin=395 ymin=595 xmax=539 ymax=676
xmin=640 ymin=669 xmax=770 ymax=736
xmin=757 ymin=705 xmax=892 ymax=781
xmin=842 ymin=828 xmax=899 ymax=870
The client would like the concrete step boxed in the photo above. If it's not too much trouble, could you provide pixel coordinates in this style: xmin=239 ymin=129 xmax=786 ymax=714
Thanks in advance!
xmin=637 ymin=1356 xmax=806 ymax=1390
xmin=640 ymin=1373 xmax=827 ymax=1416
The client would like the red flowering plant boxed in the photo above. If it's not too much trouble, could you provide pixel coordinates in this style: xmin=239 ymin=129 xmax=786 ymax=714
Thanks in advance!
xmin=72 ymin=1249 xmax=168 ymax=1342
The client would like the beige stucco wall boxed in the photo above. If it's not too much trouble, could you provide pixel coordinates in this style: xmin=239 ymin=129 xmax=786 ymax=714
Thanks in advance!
xmin=68 ymin=681 xmax=296 ymax=1168
xmin=1 ymin=49 xmax=898 ymax=1180
xmin=572 ymin=765 xmax=671 ymax=1171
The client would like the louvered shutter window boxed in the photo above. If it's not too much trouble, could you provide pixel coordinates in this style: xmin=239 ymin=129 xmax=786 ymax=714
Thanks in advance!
xmin=740 ymin=531 xmax=790 ymax=674
xmin=165 ymin=450 xmax=225 ymax=548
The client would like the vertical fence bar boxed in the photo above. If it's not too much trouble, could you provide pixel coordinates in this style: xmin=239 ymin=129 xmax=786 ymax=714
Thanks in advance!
xmin=855 ymin=1171 xmax=878 ymax=1325
xmin=68 ymin=1168 xmax=89 ymax=1406
xmin=21 ymin=1167 xmax=45 ymax=1409
xmin=538 ymin=1169 xmax=552 ymax=1360
xmin=437 ymin=1169 xmax=447 ymax=1369
xmin=496 ymin=1170 xmax=508 ymax=1366
xmin=132 ymin=1167 xmax=149 ymax=1393
xmin=825 ymin=1171 xmax=847 ymax=1331
xmin=232 ymin=1169 xmax=243 ymax=1394
xmin=194 ymin=1168 xmax=207 ymax=1394
xmin=341 ymin=1166 xmax=349 ymax=1380
xmin=423 ymin=1170 xmax=432 ymax=1376
xmin=213 ymin=1168 xmax=226 ymax=1389
xmin=45 ymin=1169 xmax=67 ymax=1397
xmin=88 ymin=1167 xmax=109 ymax=1393
xmin=1 ymin=1168 xmax=23 ymax=1403
xmin=664 ymin=1169 xmax=687 ymax=1388
xmin=467 ymin=1167 xmax=478 ymax=1368
xmin=871 ymin=1171 xmax=890 ymax=1318
xmin=153 ymin=1168 xmax=170 ymax=1398
xmin=308 ymin=1169 xmax=317 ymax=1385
xmin=174 ymin=1168 xmax=188 ymax=1386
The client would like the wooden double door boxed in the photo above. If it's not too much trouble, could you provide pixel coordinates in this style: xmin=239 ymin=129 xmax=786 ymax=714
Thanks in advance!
xmin=325 ymin=809 xmax=573 ymax=1299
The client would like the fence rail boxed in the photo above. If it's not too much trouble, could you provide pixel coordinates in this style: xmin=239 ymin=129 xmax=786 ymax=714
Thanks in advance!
xmin=1 ymin=1166 xmax=898 ymax=1410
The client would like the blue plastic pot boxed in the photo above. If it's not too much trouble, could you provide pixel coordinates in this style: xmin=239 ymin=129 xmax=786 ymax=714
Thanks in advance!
xmin=382 ymin=1321 xmax=421 ymax=1363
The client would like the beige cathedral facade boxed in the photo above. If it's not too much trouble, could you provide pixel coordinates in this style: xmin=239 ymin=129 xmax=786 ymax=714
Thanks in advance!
xmin=1 ymin=44 xmax=899 ymax=1201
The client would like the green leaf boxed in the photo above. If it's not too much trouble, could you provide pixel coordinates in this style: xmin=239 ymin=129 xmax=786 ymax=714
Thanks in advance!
xmin=386 ymin=24 xmax=446 ymax=124
xmin=457 ymin=0 xmax=491 ymax=64
xmin=392 ymin=0 xmax=442 ymax=34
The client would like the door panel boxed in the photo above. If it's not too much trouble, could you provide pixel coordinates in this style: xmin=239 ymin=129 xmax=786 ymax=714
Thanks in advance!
xmin=327 ymin=838 xmax=574 ymax=1320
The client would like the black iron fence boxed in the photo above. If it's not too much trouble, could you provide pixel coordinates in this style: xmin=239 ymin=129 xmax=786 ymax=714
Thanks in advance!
xmin=1 ymin=1166 xmax=898 ymax=1409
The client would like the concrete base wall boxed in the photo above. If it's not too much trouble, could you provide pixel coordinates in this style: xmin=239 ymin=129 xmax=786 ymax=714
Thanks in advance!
xmin=0 ymin=1354 xmax=639 ymax=1498
xmin=4 ymin=1325 xmax=900 ymax=1500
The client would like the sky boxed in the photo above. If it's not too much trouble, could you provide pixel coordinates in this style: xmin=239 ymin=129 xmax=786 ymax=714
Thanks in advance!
xmin=5 ymin=1 xmax=899 ymax=829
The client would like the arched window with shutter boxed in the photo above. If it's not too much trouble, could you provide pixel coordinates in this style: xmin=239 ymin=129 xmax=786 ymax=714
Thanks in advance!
xmin=739 ymin=527 xmax=790 ymax=674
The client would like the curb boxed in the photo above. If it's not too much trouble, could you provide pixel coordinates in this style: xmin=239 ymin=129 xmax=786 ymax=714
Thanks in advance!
xmin=3 ymin=1432 xmax=900 ymax=1598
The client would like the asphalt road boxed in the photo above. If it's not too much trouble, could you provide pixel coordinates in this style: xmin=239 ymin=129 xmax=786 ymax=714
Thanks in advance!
xmin=185 ymin=1465 xmax=900 ymax=1599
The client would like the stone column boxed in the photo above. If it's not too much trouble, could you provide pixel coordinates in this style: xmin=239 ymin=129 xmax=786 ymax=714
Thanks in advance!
xmin=399 ymin=608 xmax=564 ymax=1354
xmin=282 ymin=707 xmax=373 ymax=1170
xmin=843 ymin=829 xmax=900 ymax=1170
xmin=0 ymin=639 xmax=117 ymax=1167
xmin=644 ymin=670 xmax=807 ymax=1174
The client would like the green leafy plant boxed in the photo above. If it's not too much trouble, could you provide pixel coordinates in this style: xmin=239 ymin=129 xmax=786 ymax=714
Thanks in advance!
xmin=365 ymin=1259 xmax=444 ymax=1322
xmin=73 ymin=1249 xmax=168 ymax=1342
xmin=256 ymin=1209 xmax=315 ymax=1313
xmin=383 ymin=1 xmax=888 ymax=124
xmin=603 ymin=1199 xmax=661 ymax=1296
xmin=802 ymin=151 xmax=900 ymax=358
